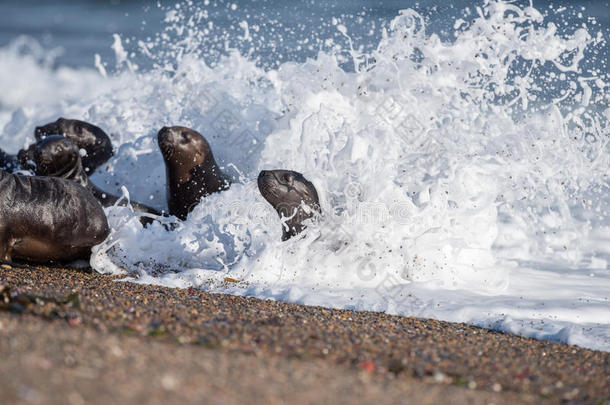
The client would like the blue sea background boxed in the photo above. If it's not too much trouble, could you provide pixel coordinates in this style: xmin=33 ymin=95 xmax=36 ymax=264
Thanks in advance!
xmin=1 ymin=0 xmax=608 ymax=70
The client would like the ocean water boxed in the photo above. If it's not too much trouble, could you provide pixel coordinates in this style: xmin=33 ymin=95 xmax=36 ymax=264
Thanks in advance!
xmin=1 ymin=0 xmax=609 ymax=351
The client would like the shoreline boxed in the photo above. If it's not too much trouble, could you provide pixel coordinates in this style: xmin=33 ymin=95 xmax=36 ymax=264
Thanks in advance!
xmin=1 ymin=263 xmax=609 ymax=404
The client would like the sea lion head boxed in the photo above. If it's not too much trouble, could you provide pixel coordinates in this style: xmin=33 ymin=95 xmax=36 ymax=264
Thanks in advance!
xmin=35 ymin=118 xmax=103 ymax=143
xmin=258 ymin=169 xmax=321 ymax=241
xmin=32 ymin=135 xmax=81 ymax=178
xmin=34 ymin=118 xmax=113 ymax=174
xmin=157 ymin=126 xmax=214 ymax=185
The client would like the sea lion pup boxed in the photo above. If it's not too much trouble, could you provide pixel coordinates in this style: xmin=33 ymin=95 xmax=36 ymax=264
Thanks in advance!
xmin=32 ymin=135 xmax=163 ymax=222
xmin=157 ymin=126 xmax=231 ymax=220
xmin=257 ymin=170 xmax=321 ymax=241
xmin=33 ymin=117 xmax=113 ymax=174
xmin=0 ymin=169 xmax=109 ymax=263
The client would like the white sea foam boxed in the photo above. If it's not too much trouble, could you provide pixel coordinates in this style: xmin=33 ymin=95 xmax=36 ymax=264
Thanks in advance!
xmin=1 ymin=1 xmax=609 ymax=351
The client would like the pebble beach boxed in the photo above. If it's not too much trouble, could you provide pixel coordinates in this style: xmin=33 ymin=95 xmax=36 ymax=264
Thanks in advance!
xmin=1 ymin=263 xmax=608 ymax=404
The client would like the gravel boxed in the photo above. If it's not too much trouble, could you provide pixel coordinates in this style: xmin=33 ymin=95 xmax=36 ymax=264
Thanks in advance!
xmin=1 ymin=263 xmax=609 ymax=404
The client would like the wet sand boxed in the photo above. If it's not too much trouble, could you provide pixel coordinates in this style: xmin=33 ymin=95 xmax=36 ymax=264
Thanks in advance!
xmin=1 ymin=263 xmax=608 ymax=404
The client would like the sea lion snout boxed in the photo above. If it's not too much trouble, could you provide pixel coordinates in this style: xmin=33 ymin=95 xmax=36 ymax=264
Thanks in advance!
xmin=157 ymin=127 xmax=178 ymax=154
xmin=158 ymin=126 xmax=170 ymax=137
xmin=257 ymin=170 xmax=278 ymax=198
xmin=258 ymin=170 xmax=270 ymax=183
xmin=157 ymin=126 xmax=196 ymax=149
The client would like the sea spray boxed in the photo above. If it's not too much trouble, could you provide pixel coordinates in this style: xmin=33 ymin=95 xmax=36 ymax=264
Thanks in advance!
xmin=0 ymin=0 xmax=608 ymax=350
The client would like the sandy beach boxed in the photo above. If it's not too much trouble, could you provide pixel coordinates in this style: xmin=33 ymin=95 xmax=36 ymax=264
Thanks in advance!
xmin=1 ymin=263 xmax=608 ymax=404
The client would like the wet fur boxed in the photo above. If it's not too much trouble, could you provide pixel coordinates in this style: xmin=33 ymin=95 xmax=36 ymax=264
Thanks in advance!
xmin=0 ymin=170 xmax=109 ymax=263
xmin=257 ymin=170 xmax=320 ymax=241
xmin=158 ymin=126 xmax=231 ymax=220
xmin=32 ymin=118 xmax=113 ymax=174
xmin=31 ymin=136 xmax=163 ymax=222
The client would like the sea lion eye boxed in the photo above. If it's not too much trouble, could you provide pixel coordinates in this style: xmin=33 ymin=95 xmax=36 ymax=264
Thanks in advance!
xmin=283 ymin=173 xmax=293 ymax=183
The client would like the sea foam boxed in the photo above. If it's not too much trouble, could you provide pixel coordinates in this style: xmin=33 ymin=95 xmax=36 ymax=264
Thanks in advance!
xmin=1 ymin=1 xmax=608 ymax=351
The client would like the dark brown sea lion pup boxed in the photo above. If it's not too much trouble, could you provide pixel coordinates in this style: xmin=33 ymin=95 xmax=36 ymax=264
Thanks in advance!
xmin=31 ymin=117 xmax=113 ymax=174
xmin=257 ymin=170 xmax=321 ymax=241
xmin=0 ymin=169 xmax=109 ymax=263
xmin=31 ymin=135 xmax=163 ymax=222
xmin=157 ymin=126 xmax=231 ymax=220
